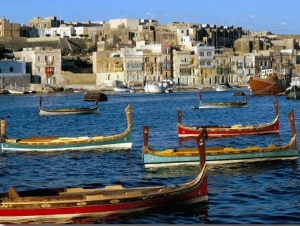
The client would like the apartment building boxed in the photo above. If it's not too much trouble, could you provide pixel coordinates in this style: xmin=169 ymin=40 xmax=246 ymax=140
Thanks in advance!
xmin=14 ymin=47 xmax=61 ymax=87
xmin=172 ymin=49 xmax=192 ymax=85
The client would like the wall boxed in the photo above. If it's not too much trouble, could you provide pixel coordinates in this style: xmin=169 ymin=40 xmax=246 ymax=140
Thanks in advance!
xmin=61 ymin=71 xmax=96 ymax=85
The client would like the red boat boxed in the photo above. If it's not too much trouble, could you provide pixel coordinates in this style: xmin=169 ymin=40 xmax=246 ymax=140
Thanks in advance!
xmin=0 ymin=132 xmax=208 ymax=224
xmin=178 ymin=100 xmax=279 ymax=138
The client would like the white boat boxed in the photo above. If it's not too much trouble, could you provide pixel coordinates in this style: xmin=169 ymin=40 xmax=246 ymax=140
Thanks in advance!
xmin=114 ymin=86 xmax=135 ymax=92
xmin=215 ymin=83 xmax=235 ymax=91
xmin=144 ymin=80 xmax=173 ymax=94
xmin=285 ymin=76 xmax=300 ymax=99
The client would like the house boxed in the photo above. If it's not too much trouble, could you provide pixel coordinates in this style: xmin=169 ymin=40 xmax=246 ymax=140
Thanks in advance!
xmin=0 ymin=59 xmax=30 ymax=91
xmin=14 ymin=47 xmax=61 ymax=90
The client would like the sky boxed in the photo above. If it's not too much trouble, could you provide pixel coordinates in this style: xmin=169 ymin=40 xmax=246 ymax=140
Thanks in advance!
xmin=1 ymin=0 xmax=300 ymax=35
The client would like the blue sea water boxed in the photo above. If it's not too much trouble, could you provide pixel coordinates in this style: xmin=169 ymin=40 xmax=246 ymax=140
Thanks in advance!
xmin=0 ymin=90 xmax=299 ymax=224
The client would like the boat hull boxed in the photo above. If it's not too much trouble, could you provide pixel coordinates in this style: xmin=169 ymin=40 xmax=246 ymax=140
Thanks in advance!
xmin=143 ymin=148 xmax=298 ymax=168
xmin=1 ymin=130 xmax=132 ymax=152
xmin=0 ymin=133 xmax=208 ymax=225
xmin=186 ymin=100 xmax=279 ymax=137
xmin=197 ymin=102 xmax=247 ymax=108
xmin=177 ymin=121 xmax=279 ymax=138
xmin=0 ymin=177 xmax=207 ymax=224
xmin=215 ymin=83 xmax=235 ymax=91
xmin=248 ymin=76 xmax=284 ymax=95
xmin=113 ymin=87 xmax=135 ymax=92
xmin=144 ymin=84 xmax=165 ymax=94
xmin=1 ymin=104 xmax=133 ymax=152
xmin=195 ymin=91 xmax=248 ymax=108
xmin=285 ymin=85 xmax=300 ymax=99
xmin=39 ymin=107 xmax=98 ymax=116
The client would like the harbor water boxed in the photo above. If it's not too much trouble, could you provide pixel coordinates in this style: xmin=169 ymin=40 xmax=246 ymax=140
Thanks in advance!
xmin=0 ymin=90 xmax=299 ymax=224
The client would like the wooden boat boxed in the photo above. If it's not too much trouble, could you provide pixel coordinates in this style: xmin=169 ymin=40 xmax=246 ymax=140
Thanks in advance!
xmin=248 ymin=68 xmax=290 ymax=96
xmin=39 ymin=97 xmax=99 ymax=116
xmin=179 ymin=100 xmax=279 ymax=138
xmin=193 ymin=91 xmax=248 ymax=109
xmin=1 ymin=105 xmax=132 ymax=152
xmin=0 ymin=132 xmax=207 ymax=224
xmin=143 ymin=110 xmax=298 ymax=168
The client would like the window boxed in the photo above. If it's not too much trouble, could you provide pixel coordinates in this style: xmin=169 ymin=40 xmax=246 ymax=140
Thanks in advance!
xmin=38 ymin=56 xmax=40 ymax=61
xmin=207 ymin=51 xmax=212 ymax=56
xmin=9 ymin=67 xmax=13 ymax=72
xmin=199 ymin=51 xmax=204 ymax=56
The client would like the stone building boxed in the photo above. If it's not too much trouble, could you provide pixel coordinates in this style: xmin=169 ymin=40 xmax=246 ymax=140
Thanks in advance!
xmin=14 ymin=47 xmax=62 ymax=88
xmin=28 ymin=16 xmax=64 ymax=37
xmin=172 ymin=48 xmax=192 ymax=85
xmin=92 ymin=51 xmax=125 ymax=87
xmin=0 ymin=17 xmax=21 ymax=37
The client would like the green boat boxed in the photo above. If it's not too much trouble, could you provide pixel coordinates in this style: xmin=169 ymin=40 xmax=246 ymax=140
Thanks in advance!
xmin=1 ymin=105 xmax=132 ymax=153
xmin=142 ymin=110 xmax=298 ymax=168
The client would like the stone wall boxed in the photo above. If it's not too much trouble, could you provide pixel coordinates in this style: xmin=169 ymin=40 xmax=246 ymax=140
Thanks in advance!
xmin=61 ymin=71 xmax=96 ymax=85
xmin=0 ymin=37 xmax=93 ymax=52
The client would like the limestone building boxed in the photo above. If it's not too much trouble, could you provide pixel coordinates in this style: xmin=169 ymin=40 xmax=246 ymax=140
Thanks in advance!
xmin=14 ymin=47 xmax=62 ymax=88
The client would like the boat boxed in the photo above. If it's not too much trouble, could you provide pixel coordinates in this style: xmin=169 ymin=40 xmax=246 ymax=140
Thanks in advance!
xmin=39 ymin=97 xmax=99 ymax=116
xmin=113 ymin=86 xmax=135 ymax=92
xmin=248 ymin=68 xmax=290 ymax=96
xmin=83 ymin=92 xmax=108 ymax=102
xmin=215 ymin=82 xmax=234 ymax=91
xmin=285 ymin=76 xmax=300 ymax=99
xmin=179 ymin=100 xmax=279 ymax=138
xmin=1 ymin=105 xmax=132 ymax=152
xmin=7 ymin=89 xmax=26 ymax=94
xmin=0 ymin=89 xmax=9 ymax=94
xmin=144 ymin=80 xmax=173 ymax=94
xmin=193 ymin=91 xmax=248 ymax=109
xmin=142 ymin=110 xmax=298 ymax=168
xmin=0 ymin=132 xmax=207 ymax=224
xmin=113 ymin=80 xmax=135 ymax=93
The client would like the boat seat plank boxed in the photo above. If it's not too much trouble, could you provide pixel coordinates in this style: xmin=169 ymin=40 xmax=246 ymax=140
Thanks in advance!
xmin=103 ymin=185 xmax=124 ymax=190
xmin=16 ymin=137 xmax=59 ymax=143
xmin=3 ymin=194 xmax=84 ymax=204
